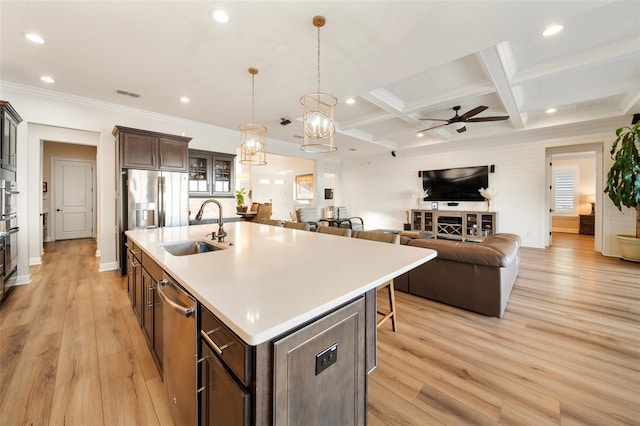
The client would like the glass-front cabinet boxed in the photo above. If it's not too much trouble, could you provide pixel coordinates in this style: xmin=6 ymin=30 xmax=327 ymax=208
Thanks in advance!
xmin=213 ymin=158 xmax=232 ymax=193
xmin=188 ymin=149 xmax=235 ymax=197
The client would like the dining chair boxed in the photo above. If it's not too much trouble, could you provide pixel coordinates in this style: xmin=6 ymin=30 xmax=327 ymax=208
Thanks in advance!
xmin=354 ymin=230 xmax=399 ymax=331
xmin=260 ymin=218 xmax=283 ymax=226
xmin=283 ymin=221 xmax=310 ymax=231
xmin=316 ymin=225 xmax=351 ymax=237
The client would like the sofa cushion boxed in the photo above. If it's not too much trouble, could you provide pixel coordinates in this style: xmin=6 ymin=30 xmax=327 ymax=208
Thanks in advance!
xmin=407 ymin=237 xmax=515 ymax=268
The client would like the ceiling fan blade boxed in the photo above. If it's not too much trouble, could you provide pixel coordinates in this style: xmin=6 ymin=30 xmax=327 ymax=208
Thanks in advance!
xmin=459 ymin=105 xmax=488 ymax=120
xmin=418 ymin=118 xmax=449 ymax=121
xmin=456 ymin=126 xmax=467 ymax=134
xmin=417 ymin=123 xmax=449 ymax=133
xmin=466 ymin=115 xmax=510 ymax=122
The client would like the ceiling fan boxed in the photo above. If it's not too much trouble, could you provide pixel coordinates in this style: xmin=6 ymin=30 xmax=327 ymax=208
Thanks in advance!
xmin=417 ymin=105 xmax=510 ymax=134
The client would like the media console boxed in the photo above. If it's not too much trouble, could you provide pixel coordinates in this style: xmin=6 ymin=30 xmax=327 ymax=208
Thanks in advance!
xmin=411 ymin=209 xmax=497 ymax=242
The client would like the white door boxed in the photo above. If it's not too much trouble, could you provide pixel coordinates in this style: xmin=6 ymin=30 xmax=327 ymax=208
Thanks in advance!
xmin=54 ymin=159 xmax=93 ymax=240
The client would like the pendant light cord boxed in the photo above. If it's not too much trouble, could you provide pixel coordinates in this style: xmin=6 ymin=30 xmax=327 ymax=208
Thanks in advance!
xmin=251 ymin=72 xmax=255 ymax=123
xmin=317 ymin=24 xmax=321 ymax=95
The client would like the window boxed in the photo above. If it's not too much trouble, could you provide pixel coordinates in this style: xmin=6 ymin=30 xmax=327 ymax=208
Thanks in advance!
xmin=553 ymin=170 xmax=576 ymax=214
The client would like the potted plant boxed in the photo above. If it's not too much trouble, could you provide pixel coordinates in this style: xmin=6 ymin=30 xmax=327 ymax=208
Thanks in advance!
xmin=236 ymin=187 xmax=247 ymax=213
xmin=604 ymin=121 xmax=640 ymax=261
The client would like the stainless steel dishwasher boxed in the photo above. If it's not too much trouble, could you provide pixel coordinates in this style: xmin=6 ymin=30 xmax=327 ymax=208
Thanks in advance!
xmin=157 ymin=273 xmax=197 ymax=426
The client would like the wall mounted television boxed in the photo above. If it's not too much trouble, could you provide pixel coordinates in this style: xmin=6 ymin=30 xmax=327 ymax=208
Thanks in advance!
xmin=421 ymin=166 xmax=489 ymax=201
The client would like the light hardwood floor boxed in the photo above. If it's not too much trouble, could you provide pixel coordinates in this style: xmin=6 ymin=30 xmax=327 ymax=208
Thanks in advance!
xmin=0 ymin=234 xmax=638 ymax=425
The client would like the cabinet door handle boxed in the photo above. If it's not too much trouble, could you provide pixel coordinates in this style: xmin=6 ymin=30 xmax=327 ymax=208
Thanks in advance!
xmin=200 ymin=329 xmax=223 ymax=356
xmin=147 ymin=285 xmax=155 ymax=309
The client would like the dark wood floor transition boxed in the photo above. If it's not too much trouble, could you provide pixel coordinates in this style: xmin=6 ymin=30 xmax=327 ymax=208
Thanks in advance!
xmin=0 ymin=233 xmax=638 ymax=425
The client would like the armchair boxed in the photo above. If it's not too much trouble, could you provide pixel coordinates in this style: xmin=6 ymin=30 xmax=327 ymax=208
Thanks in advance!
xmin=336 ymin=207 xmax=364 ymax=231
xmin=295 ymin=207 xmax=324 ymax=231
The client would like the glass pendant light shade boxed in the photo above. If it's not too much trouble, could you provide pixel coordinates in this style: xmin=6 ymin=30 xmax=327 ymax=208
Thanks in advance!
xmin=300 ymin=16 xmax=338 ymax=153
xmin=240 ymin=67 xmax=267 ymax=165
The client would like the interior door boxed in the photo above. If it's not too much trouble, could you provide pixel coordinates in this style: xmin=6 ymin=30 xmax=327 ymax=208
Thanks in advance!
xmin=54 ymin=159 xmax=93 ymax=240
xmin=547 ymin=157 xmax=553 ymax=246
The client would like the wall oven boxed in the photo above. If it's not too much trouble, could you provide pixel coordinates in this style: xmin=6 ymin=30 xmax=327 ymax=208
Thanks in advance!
xmin=0 ymin=180 xmax=18 ymax=280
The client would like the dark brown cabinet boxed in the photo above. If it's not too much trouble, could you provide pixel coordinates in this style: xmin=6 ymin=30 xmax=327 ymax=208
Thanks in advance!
xmin=580 ymin=214 xmax=595 ymax=235
xmin=141 ymin=253 xmax=163 ymax=371
xmin=0 ymin=101 xmax=22 ymax=177
xmin=114 ymin=126 xmax=190 ymax=172
xmin=129 ymin=241 xmax=369 ymax=425
xmin=199 ymin=305 xmax=251 ymax=425
xmin=188 ymin=149 xmax=236 ymax=197
xmin=126 ymin=241 xmax=143 ymax=325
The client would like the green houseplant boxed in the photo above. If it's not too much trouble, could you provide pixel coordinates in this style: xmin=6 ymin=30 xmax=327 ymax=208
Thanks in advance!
xmin=235 ymin=187 xmax=247 ymax=212
xmin=604 ymin=121 xmax=640 ymax=261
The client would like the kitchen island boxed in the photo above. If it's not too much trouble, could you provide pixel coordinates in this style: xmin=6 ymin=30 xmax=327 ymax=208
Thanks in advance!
xmin=126 ymin=221 xmax=436 ymax=425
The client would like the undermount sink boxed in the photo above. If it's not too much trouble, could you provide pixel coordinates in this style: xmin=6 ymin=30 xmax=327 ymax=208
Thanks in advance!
xmin=161 ymin=240 xmax=227 ymax=256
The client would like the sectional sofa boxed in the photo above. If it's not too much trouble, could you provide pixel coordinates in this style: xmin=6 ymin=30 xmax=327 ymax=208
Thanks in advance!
xmin=396 ymin=233 xmax=521 ymax=318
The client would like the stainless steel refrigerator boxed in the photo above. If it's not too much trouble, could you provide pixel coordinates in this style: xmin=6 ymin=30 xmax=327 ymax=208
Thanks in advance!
xmin=119 ymin=169 xmax=189 ymax=272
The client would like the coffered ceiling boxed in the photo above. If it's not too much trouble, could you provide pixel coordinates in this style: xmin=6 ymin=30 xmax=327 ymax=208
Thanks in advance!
xmin=1 ymin=1 xmax=638 ymax=159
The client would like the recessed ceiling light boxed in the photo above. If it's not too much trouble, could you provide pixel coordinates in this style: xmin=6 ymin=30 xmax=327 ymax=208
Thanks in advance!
xmin=40 ymin=75 xmax=55 ymax=83
xmin=417 ymin=132 xmax=424 ymax=138
xmin=24 ymin=32 xmax=45 ymax=44
xmin=180 ymin=96 xmax=190 ymax=103
xmin=545 ymin=108 xmax=557 ymax=114
xmin=543 ymin=24 xmax=563 ymax=37
xmin=211 ymin=9 xmax=229 ymax=23
xmin=345 ymin=98 xmax=355 ymax=105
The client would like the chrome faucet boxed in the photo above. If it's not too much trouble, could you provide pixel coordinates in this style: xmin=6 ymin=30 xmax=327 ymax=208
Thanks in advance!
xmin=195 ymin=199 xmax=227 ymax=242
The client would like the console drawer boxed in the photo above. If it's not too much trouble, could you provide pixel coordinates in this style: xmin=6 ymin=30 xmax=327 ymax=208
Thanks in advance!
xmin=200 ymin=305 xmax=253 ymax=386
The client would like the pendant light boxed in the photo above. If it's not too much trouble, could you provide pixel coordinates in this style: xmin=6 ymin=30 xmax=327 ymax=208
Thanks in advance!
xmin=240 ymin=67 xmax=267 ymax=165
xmin=300 ymin=16 xmax=338 ymax=153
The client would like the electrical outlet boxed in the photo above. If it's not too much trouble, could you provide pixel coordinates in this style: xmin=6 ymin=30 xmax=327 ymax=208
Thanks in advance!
xmin=315 ymin=343 xmax=338 ymax=375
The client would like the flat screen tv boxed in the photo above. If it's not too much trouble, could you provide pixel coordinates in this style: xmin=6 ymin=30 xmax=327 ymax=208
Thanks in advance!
xmin=421 ymin=166 xmax=489 ymax=201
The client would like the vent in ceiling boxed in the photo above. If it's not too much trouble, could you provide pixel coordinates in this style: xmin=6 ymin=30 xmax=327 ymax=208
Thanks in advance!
xmin=293 ymin=135 xmax=304 ymax=139
xmin=115 ymin=88 xmax=142 ymax=98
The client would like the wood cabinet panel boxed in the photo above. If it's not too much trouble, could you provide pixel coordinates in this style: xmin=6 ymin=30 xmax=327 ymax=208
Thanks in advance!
xmin=0 ymin=101 xmax=21 ymax=177
xmin=159 ymin=138 xmax=189 ymax=171
xmin=411 ymin=209 xmax=497 ymax=241
xmin=114 ymin=126 xmax=191 ymax=172
xmin=579 ymin=214 xmax=595 ymax=235
xmin=141 ymin=253 xmax=163 ymax=371
xmin=189 ymin=149 xmax=236 ymax=197
xmin=122 ymin=133 xmax=158 ymax=169
xmin=273 ymin=297 xmax=366 ymax=426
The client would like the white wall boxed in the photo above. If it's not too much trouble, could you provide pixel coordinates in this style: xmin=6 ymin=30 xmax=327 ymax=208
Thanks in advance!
xmin=340 ymin=132 xmax=635 ymax=256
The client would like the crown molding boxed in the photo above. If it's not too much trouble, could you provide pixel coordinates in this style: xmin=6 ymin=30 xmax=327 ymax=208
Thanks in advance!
xmin=0 ymin=81 xmax=238 ymax=136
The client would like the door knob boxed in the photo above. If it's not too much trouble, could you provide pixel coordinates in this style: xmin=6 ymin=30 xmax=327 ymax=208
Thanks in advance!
xmin=56 ymin=209 xmax=62 ymax=212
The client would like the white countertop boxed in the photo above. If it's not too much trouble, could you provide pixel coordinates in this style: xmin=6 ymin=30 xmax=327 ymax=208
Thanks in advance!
xmin=126 ymin=222 xmax=436 ymax=345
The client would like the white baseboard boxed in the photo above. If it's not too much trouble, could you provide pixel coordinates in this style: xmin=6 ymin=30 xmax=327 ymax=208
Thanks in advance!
xmin=99 ymin=261 xmax=118 ymax=272
xmin=552 ymin=228 xmax=579 ymax=234
xmin=29 ymin=256 xmax=43 ymax=266
xmin=95 ymin=249 xmax=101 ymax=257
xmin=7 ymin=273 xmax=32 ymax=287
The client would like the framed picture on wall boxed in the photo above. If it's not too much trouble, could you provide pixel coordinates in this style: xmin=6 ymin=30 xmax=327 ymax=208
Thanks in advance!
xmin=295 ymin=174 xmax=314 ymax=200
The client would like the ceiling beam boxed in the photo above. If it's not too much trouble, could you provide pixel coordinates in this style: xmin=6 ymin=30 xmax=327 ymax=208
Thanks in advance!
xmin=511 ymin=37 xmax=639 ymax=84
xmin=477 ymin=42 xmax=525 ymax=129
